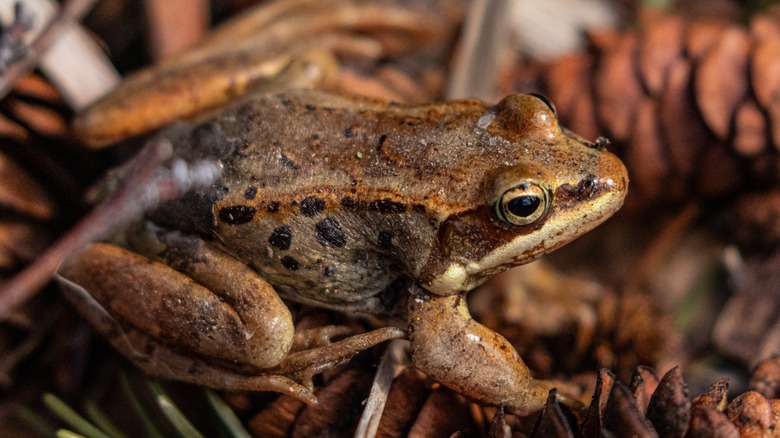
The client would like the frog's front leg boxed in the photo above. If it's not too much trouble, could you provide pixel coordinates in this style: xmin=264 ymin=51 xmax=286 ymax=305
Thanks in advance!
xmin=58 ymin=223 xmax=404 ymax=403
xmin=408 ymin=285 xmax=554 ymax=415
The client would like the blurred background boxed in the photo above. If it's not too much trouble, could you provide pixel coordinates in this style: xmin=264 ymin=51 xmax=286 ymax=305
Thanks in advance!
xmin=0 ymin=0 xmax=779 ymax=435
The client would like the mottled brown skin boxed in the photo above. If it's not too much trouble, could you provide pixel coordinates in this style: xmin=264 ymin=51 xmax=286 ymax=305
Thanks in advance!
xmin=60 ymin=89 xmax=627 ymax=414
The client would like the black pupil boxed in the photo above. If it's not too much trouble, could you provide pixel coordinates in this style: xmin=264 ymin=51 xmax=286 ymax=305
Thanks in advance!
xmin=507 ymin=195 xmax=540 ymax=217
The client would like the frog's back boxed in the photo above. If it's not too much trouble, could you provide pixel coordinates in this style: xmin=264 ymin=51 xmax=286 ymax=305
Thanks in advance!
xmin=154 ymin=90 xmax=492 ymax=313
xmin=213 ymin=89 xmax=501 ymax=210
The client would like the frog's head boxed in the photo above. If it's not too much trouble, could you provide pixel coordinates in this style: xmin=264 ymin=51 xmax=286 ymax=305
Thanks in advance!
xmin=421 ymin=94 xmax=628 ymax=295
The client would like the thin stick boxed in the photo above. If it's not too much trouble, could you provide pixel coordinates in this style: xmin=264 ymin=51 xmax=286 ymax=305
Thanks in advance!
xmin=355 ymin=339 xmax=403 ymax=438
xmin=0 ymin=138 xmax=221 ymax=320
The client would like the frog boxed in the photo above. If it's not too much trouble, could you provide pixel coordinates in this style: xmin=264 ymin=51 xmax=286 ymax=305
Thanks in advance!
xmin=58 ymin=88 xmax=628 ymax=415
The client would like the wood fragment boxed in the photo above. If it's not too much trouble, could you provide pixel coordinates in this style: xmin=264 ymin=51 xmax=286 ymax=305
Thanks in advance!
xmin=626 ymin=97 xmax=669 ymax=202
xmin=692 ymin=379 xmax=729 ymax=411
xmin=750 ymin=16 xmax=780 ymax=151
xmin=144 ymin=0 xmax=209 ymax=60
xmin=630 ymin=366 xmax=660 ymax=413
xmin=355 ymin=340 xmax=402 ymax=438
xmin=530 ymin=389 xmax=575 ymax=438
xmin=749 ymin=356 xmax=780 ymax=400
xmin=724 ymin=391 xmax=773 ymax=436
xmin=695 ymin=26 xmax=750 ymax=140
xmin=376 ymin=368 xmax=431 ymax=438
xmin=602 ymin=381 xmax=658 ymax=437
xmin=714 ymin=250 xmax=780 ymax=365
xmin=594 ymin=33 xmax=642 ymax=142
xmin=581 ymin=369 xmax=615 ymax=438
xmin=0 ymin=0 xmax=120 ymax=110
xmin=645 ymin=366 xmax=690 ymax=438
xmin=658 ymin=59 xmax=709 ymax=176
xmin=637 ymin=14 xmax=684 ymax=97
xmin=688 ymin=406 xmax=739 ymax=438
xmin=733 ymin=99 xmax=768 ymax=156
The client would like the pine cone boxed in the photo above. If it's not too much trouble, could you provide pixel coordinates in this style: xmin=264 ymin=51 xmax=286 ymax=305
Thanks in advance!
xmin=491 ymin=357 xmax=780 ymax=437
xmin=231 ymin=355 xmax=780 ymax=437
xmin=505 ymin=12 xmax=780 ymax=213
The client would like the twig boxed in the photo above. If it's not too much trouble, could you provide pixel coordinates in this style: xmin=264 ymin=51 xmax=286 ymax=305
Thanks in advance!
xmin=0 ymin=3 xmax=35 ymax=73
xmin=0 ymin=138 xmax=222 ymax=320
xmin=355 ymin=339 xmax=404 ymax=438
xmin=447 ymin=0 xmax=510 ymax=100
xmin=0 ymin=0 xmax=98 ymax=102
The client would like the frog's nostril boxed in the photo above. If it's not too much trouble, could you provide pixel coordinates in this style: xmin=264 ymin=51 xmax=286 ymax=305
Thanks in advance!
xmin=591 ymin=136 xmax=611 ymax=150
xmin=581 ymin=177 xmax=597 ymax=197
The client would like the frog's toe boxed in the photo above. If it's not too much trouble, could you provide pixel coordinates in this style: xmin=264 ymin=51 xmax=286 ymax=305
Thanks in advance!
xmin=277 ymin=326 xmax=407 ymax=375
xmin=291 ymin=325 xmax=356 ymax=351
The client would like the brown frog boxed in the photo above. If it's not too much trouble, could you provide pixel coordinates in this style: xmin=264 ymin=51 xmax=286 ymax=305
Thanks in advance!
xmin=59 ymin=89 xmax=627 ymax=415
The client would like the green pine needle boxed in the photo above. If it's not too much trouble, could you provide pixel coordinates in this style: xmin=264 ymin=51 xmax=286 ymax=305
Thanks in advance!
xmin=119 ymin=373 xmax=166 ymax=438
xmin=83 ymin=402 xmax=126 ymax=438
xmin=55 ymin=430 xmax=87 ymax=438
xmin=156 ymin=395 xmax=205 ymax=438
xmin=42 ymin=393 xmax=110 ymax=438
xmin=205 ymin=389 xmax=251 ymax=438
xmin=147 ymin=380 xmax=204 ymax=438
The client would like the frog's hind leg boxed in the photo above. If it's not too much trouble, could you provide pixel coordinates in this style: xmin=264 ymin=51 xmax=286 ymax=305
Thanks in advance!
xmin=60 ymin=232 xmax=297 ymax=368
xmin=58 ymin=267 xmax=317 ymax=404
xmin=59 ymin=224 xmax=405 ymax=401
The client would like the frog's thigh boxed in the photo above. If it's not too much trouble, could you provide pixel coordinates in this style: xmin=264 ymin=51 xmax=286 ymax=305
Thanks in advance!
xmin=407 ymin=286 xmax=553 ymax=416
xmin=59 ymin=239 xmax=294 ymax=370
xmin=59 ymin=275 xmax=316 ymax=402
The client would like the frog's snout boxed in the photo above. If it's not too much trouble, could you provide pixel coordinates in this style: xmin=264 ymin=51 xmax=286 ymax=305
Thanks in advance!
xmin=557 ymin=152 xmax=627 ymax=210
xmin=600 ymin=150 xmax=629 ymax=202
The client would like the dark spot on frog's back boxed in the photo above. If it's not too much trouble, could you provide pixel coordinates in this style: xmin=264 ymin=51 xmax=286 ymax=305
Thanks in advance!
xmin=368 ymin=198 xmax=407 ymax=214
xmin=269 ymin=226 xmax=292 ymax=250
xmin=218 ymin=206 xmax=256 ymax=225
xmin=341 ymin=197 xmax=355 ymax=209
xmin=244 ymin=186 xmax=257 ymax=200
xmin=280 ymin=255 xmax=300 ymax=271
xmin=279 ymin=153 xmax=299 ymax=170
xmin=316 ymin=218 xmax=346 ymax=247
xmin=378 ymin=230 xmax=393 ymax=250
xmin=267 ymin=201 xmax=280 ymax=213
xmin=324 ymin=265 xmax=336 ymax=277
xmin=300 ymin=196 xmax=325 ymax=217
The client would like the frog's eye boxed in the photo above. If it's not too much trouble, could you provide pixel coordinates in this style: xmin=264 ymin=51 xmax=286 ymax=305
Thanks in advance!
xmin=528 ymin=93 xmax=556 ymax=116
xmin=495 ymin=182 xmax=551 ymax=227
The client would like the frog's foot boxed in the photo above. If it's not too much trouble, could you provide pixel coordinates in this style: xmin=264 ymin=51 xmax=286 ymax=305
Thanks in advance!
xmin=291 ymin=325 xmax=356 ymax=351
xmin=275 ymin=326 xmax=407 ymax=390
xmin=408 ymin=285 xmax=555 ymax=416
